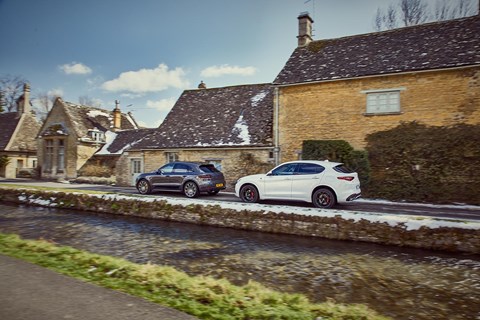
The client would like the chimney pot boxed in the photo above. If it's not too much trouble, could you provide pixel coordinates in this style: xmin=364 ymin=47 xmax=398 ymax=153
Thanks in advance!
xmin=198 ymin=81 xmax=207 ymax=89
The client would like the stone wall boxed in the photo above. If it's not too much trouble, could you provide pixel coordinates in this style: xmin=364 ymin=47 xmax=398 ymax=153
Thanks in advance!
xmin=278 ymin=68 xmax=480 ymax=162
xmin=1 ymin=187 xmax=479 ymax=254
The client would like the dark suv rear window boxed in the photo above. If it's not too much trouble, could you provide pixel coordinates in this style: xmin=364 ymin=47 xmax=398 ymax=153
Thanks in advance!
xmin=199 ymin=164 xmax=220 ymax=173
xmin=333 ymin=164 xmax=354 ymax=173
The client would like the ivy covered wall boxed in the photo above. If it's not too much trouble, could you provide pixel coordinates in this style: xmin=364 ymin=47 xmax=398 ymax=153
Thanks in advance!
xmin=365 ymin=122 xmax=480 ymax=205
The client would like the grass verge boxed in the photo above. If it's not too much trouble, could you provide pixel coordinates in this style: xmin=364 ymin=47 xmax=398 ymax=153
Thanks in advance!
xmin=0 ymin=233 xmax=390 ymax=320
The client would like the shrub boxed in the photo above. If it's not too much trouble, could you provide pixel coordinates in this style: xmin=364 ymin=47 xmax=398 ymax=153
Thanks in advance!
xmin=365 ymin=122 xmax=480 ymax=204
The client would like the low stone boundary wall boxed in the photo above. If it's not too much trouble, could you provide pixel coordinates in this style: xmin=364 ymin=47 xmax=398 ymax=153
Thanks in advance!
xmin=1 ymin=187 xmax=479 ymax=254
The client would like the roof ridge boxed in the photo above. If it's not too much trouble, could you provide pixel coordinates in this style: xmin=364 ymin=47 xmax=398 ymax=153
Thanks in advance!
xmin=183 ymin=82 xmax=272 ymax=92
xmin=311 ymin=14 xmax=479 ymax=43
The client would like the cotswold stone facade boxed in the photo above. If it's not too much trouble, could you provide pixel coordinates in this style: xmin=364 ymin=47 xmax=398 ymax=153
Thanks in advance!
xmin=2 ymin=187 xmax=479 ymax=254
xmin=277 ymin=68 xmax=480 ymax=161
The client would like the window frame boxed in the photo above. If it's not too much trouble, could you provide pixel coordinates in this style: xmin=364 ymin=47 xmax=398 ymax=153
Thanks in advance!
xmin=361 ymin=88 xmax=405 ymax=115
xmin=166 ymin=152 xmax=179 ymax=163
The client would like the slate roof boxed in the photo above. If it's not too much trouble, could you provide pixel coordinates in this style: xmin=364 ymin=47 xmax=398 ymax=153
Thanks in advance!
xmin=132 ymin=83 xmax=274 ymax=150
xmin=54 ymin=99 xmax=138 ymax=138
xmin=96 ymin=128 xmax=156 ymax=155
xmin=274 ymin=15 xmax=480 ymax=85
xmin=0 ymin=113 xmax=21 ymax=150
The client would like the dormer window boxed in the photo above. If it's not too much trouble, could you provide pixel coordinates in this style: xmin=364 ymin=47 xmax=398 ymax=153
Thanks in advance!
xmin=88 ymin=129 xmax=105 ymax=142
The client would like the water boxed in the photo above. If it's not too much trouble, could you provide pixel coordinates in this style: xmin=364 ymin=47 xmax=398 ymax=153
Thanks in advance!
xmin=0 ymin=203 xmax=479 ymax=320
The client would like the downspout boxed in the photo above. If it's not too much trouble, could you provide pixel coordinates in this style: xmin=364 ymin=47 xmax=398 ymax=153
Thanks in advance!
xmin=274 ymin=87 xmax=280 ymax=166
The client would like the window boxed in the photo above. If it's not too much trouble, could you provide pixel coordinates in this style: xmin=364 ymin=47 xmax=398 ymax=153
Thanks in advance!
xmin=362 ymin=88 xmax=404 ymax=115
xmin=45 ymin=139 xmax=54 ymax=172
xmin=88 ymin=130 xmax=105 ymax=142
xmin=207 ymin=160 xmax=222 ymax=171
xmin=271 ymin=163 xmax=297 ymax=175
xmin=57 ymin=139 xmax=65 ymax=173
xmin=160 ymin=163 xmax=175 ymax=174
xmin=131 ymin=159 xmax=142 ymax=174
xmin=173 ymin=163 xmax=193 ymax=173
xmin=200 ymin=164 xmax=220 ymax=173
xmin=297 ymin=163 xmax=325 ymax=175
xmin=166 ymin=152 xmax=178 ymax=163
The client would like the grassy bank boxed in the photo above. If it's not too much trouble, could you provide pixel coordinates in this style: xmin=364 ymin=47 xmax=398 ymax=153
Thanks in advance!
xmin=0 ymin=233 xmax=389 ymax=320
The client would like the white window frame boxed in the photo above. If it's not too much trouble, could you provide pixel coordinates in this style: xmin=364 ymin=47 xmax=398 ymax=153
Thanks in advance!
xmin=166 ymin=152 xmax=179 ymax=163
xmin=88 ymin=129 xmax=105 ymax=142
xmin=361 ymin=88 xmax=405 ymax=115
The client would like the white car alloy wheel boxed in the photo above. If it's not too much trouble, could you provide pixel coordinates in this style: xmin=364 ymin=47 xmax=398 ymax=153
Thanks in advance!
xmin=312 ymin=188 xmax=335 ymax=208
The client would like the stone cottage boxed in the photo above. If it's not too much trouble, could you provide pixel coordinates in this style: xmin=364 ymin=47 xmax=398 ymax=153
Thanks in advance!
xmin=0 ymin=83 xmax=41 ymax=178
xmin=37 ymin=99 xmax=139 ymax=181
xmin=273 ymin=13 xmax=480 ymax=162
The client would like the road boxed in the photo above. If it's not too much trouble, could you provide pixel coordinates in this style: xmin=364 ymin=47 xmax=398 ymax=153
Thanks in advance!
xmin=1 ymin=178 xmax=479 ymax=221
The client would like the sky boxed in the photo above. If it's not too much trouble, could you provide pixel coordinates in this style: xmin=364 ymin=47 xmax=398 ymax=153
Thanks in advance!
xmin=0 ymin=0 xmax=460 ymax=128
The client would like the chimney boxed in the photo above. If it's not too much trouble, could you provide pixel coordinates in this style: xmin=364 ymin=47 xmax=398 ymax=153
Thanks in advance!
xmin=0 ymin=91 xmax=5 ymax=112
xmin=198 ymin=81 xmax=207 ymax=89
xmin=297 ymin=12 xmax=314 ymax=47
xmin=17 ymin=83 xmax=31 ymax=116
xmin=113 ymin=100 xmax=122 ymax=131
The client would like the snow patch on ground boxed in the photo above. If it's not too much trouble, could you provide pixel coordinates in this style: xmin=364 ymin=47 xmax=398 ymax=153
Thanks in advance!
xmin=17 ymin=190 xmax=480 ymax=231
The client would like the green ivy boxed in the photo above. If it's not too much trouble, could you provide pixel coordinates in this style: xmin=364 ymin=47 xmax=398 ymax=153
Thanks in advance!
xmin=302 ymin=140 xmax=370 ymax=186
xmin=0 ymin=156 xmax=10 ymax=168
xmin=365 ymin=122 xmax=480 ymax=205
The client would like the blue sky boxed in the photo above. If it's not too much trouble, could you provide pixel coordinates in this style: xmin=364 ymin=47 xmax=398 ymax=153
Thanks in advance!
xmin=0 ymin=0 xmax=413 ymax=127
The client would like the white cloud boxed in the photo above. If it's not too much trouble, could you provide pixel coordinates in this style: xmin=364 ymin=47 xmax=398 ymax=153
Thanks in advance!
xmin=59 ymin=62 xmax=92 ymax=75
xmin=200 ymin=64 xmax=256 ymax=78
xmin=101 ymin=64 xmax=189 ymax=93
xmin=47 ymin=88 xmax=64 ymax=98
xmin=146 ymin=97 xmax=176 ymax=112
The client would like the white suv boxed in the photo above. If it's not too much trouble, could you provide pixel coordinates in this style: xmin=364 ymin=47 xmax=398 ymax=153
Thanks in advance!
xmin=235 ymin=160 xmax=361 ymax=209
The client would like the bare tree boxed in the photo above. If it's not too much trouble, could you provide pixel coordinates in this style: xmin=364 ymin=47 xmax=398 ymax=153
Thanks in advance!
xmin=79 ymin=95 xmax=101 ymax=108
xmin=400 ymin=0 xmax=429 ymax=26
xmin=0 ymin=74 xmax=27 ymax=112
xmin=433 ymin=0 xmax=455 ymax=20
xmin=34 ymin=91 xmax=60 ymax=120
xmin=374 ymin=5 xmax=398 ymax=31
xmin=455 ymin=0 xmax=475 ymax=17
xmin=373 ymin=0 xmax=477 ymax=31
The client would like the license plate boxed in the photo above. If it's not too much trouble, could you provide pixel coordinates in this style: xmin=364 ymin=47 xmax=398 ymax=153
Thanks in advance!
xmin=216 ymin=183 xmax=224 ymax=188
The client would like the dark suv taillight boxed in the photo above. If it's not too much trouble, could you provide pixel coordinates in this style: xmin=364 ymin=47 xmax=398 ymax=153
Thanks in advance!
xmin=198 ymin=174 xmax=212 ymax=181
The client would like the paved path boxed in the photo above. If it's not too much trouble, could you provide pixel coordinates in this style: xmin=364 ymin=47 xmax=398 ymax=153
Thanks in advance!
xmin=0 ymin=254 xmax=198 ymax=320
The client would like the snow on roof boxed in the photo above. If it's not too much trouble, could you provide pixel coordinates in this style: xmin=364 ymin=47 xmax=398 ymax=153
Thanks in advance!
xmin=87 ymin=109 xmax=111 ymax=119
xmin=95 ymin=131 xmax=118 ymax=155
xmin=232 ymin=113 xmax=251 ymax=145
xmin=251 ymin=90 xmax=268 ymax=107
